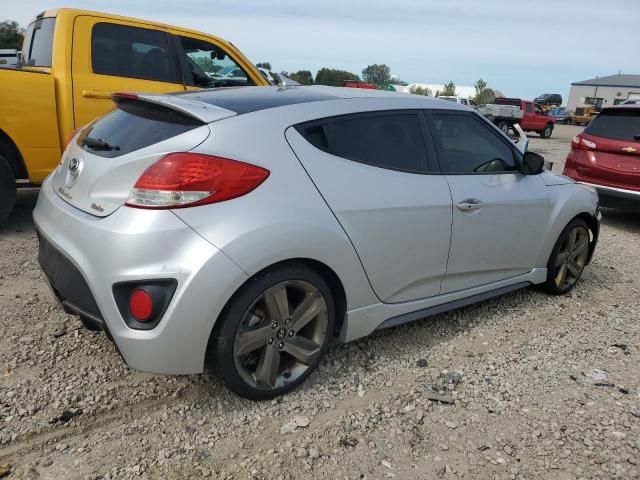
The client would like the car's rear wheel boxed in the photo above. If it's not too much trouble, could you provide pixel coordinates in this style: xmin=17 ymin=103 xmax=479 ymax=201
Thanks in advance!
xmin=0 ymin=155 xmax=16 ymax=224
xmin=210 ymin=264 xmax=334 ymax=400
xmin=543 ymin=219 xmax=590 ymax=295
xmin=497 ymin=121 xmax=509 ymax=135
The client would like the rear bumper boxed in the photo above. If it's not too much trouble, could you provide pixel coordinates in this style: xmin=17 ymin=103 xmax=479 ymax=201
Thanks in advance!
xmin=578 ymin=182 xmax=640 ymax=211
xmin=33 ymin=177 xmax=248 ymax=374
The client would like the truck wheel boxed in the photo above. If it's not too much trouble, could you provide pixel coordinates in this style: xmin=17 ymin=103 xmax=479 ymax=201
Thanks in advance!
xmin=0 ymin=154 xmax=17 ymax=224
xmin=540 ymin=124 xmax=553 ymax=138
xmin=496 ymin=121 xmax=509 ymax=135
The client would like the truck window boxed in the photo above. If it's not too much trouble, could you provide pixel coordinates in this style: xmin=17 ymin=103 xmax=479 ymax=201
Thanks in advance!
xmin=525 ymin=103 xmax=533 ymax=113
xmin=22 ymin=18 xmax=56 ymax=67
xmin=178 ymin=36 xmax=253 ymax=88
xmin=91 ymin=23 xmax=178 ymax=83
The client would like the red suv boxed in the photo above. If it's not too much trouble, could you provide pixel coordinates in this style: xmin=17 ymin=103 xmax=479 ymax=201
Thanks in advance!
xmin=563 ymin=105 xmax=640 ymax=210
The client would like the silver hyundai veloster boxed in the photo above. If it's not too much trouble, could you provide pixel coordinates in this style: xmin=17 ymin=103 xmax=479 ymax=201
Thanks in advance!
xmin=34 ymin=86 xmax=599 ymax=399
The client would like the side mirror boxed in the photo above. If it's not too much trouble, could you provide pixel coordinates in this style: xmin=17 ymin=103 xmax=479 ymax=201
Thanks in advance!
xmin=521 ymin=151 xmax=545 ymax=175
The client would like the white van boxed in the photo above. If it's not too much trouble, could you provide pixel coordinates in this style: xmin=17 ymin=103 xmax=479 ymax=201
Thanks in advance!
xmin=437 ymin=96 xmax=477 ymax=107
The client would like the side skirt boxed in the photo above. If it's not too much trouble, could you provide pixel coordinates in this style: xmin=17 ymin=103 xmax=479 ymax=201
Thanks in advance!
xmin=375 ymin=282 xmax=530 ymax=331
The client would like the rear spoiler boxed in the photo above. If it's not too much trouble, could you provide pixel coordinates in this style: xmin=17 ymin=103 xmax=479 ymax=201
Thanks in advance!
xmin=112 ymin=92 xmax=237 ymax=124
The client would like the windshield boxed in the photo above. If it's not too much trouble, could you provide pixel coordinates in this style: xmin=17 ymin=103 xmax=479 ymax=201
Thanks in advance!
xmin=585 ymin=110 xmax=640 ymax=142
xmin=21 ymin=17 xmax=55 ymax=67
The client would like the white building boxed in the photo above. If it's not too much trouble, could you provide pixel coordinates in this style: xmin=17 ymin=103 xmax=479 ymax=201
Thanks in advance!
xmin=567 ymin=73 xmax=640 ymax=111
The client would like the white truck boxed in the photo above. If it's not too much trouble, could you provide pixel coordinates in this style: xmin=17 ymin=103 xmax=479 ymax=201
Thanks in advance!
xmin=0 ymin=49 xmax=19 ymax=67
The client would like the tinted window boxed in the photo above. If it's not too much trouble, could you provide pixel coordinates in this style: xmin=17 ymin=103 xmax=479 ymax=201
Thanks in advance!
xmin=92 ymin=23 xmax=176 ymax=83
xmin=585 ymin=110 xmax=640 ymax=142
xmin=431 ymin=113 xmax=517 ymax=173
xmin=525 ymin=103 xmax=533 ymax=113
xmin=79 ymin=100 xmax=201 ymax=158
xmin=179 ymin=36 xmax=252 ymax=88
xmin=300 ymin=113 xmax=428 ymax=172
xmin=22 ymin=18 xmax=55 ymax=67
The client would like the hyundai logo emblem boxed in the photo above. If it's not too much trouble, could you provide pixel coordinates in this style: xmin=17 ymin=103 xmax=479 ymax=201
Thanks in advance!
xmin=69 ymin=158 xmax=80 ymax=173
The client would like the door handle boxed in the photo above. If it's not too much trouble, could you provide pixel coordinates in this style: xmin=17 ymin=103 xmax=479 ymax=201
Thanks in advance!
xmin=81 ymin=90 xmax=113 ymax=99
xmin=456 ymin=199 xmax=483 ymax=212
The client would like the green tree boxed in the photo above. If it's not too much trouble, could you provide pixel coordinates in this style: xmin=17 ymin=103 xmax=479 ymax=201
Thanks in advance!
xmin=0 ymin=20 xmax=24 ymax=49
xmin=440 ymin=81 xmax=457 ymax=97
xmin=288 ymin=70 xmax=314 ymax=85
xmin=256 ymin=62 xmax=272 ymax=70
xmin=474 ymin=78 xmax=487 ymax=98
xmin=361 ymin=64 xmax=391 ymax=86
xmin=409 ymin=85 xmax=432 ymax=96
xmin=314 ymin=68 xmax=359 ymax=86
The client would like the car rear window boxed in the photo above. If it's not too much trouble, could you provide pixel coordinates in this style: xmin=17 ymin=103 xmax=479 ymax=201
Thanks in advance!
xmin=584 ymin=110 xmax=640 ymax=142
xmin=296 ymin=112 xmax=428 ymax=173
xmin=21 ymin=18 xmax=55 ymax=67
xmin=78 ymin=100 xmax=202 ymax=158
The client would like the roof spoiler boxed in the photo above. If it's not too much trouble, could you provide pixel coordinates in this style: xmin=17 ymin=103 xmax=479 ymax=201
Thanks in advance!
xmin=112 ymin=92 xmax=237 ymax=123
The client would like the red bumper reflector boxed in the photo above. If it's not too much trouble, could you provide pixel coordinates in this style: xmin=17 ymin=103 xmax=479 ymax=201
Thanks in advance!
xmin=129 ymin=289 xmax=153 ymax=321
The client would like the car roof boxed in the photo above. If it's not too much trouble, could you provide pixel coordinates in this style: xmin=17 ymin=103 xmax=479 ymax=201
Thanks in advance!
xmin=173 ymin=86 xmax=463 ymax=115
xmin=601 ymin=104 xmax=640 ymax=113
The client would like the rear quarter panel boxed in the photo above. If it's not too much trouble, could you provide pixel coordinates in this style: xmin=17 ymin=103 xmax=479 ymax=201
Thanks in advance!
xmin=0 ymin=68 xmax=61 ymax=182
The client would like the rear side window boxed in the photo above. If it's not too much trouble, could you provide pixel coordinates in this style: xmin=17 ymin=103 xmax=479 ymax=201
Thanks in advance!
xmin=584 ymin=110 xmax=640 ymax=142
xmin=78 ymin=100 xmax=201 ymax=158
xmin=297 ymin=113 xmax=428 ymax=172
xmin=91 ymin=23 xmax=177 ymax=83
xmin=431 ymin=113 xmax=517 ymax=173
xmin=21 ymin=18 xmax=55 ymax=67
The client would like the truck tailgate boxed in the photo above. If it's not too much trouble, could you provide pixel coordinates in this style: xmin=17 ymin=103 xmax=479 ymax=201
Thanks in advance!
xmin=0 ymin=68 xmax=60 ymax=182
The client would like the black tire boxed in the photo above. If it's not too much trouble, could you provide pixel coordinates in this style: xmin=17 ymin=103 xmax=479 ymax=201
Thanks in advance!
xmin=542 ymin=218 xmax=590 ymax=295
xmin=496 ymin=121 xmax=509 ymax=135
xmin=209 ymin=264 xmax=335 ymax=400
xmin=0 ymin=154 xmax=16 ymax=224
xmin=540 ymin=124 xmax=553 ymax=138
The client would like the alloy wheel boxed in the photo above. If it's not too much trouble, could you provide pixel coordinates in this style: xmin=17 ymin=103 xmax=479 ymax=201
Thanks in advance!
xmin=233 ymin=280 xmax=328 ymax=391
xmin=553 ymin=226 xmax=589 ymax=290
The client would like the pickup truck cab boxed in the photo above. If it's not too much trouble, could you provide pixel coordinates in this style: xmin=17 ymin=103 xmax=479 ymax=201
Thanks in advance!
xmin=494 ymin=97 xmax=555 ymax=138
xmin=0 ymin=8 xmax=268 ymax=221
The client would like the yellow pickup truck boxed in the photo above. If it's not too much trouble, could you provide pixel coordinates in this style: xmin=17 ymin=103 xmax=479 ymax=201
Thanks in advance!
xmin=0 ymin=8 xmax=268 ymax=221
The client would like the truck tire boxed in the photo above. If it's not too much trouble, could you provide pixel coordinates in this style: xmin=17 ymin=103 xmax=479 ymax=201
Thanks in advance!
xmin=540 ymin=124 xmax=553 ymax=139
xmin=496 ymin=121 xmax=509 ymax=135
xmin=0 ymin=154 xmax=17 ymax=223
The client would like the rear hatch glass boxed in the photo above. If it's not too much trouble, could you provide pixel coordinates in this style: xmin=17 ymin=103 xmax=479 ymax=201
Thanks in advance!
xmin=78 ymin=100 xmax=202 ymax=158
xmin=585 ymin=109 xmax=640 ymax=142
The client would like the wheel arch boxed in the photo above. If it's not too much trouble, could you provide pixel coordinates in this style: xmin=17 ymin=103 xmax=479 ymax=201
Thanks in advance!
xmin=0 ymin=130 xmax=28 ymax=180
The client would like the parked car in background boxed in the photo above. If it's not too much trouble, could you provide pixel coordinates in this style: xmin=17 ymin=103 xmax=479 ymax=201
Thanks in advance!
xmin=564 ymin=104 xmax=640 ymax=210
xmin=0 ymin=8 xmax=269 ymax=223
xmin=534 ymin=93 xmax=562 ymax=107
xmin=549 ymin=107 xmax=572 ymax=124
xmin=0 ymin=49 xmax=19 ymax=66
xmin=34 ymin=86 xmax=599 ymax=399
xmin=479 ymin=98 xmax=555 ymax=138
xmin=437 ymin=96 xmax=477 ymax=107
xmin=343 ymin=80 xmax=378 ymax=89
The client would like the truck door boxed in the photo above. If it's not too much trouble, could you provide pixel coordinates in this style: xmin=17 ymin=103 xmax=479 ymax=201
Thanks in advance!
xmin=71 ymin=16 xmax=186 ymax=129
xmin=521 ymin=101 xmax=534 ymax=130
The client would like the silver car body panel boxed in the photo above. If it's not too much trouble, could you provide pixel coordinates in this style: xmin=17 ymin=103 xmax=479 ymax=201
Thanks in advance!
xmin=33 ymin=87 xmax=599 ymax=374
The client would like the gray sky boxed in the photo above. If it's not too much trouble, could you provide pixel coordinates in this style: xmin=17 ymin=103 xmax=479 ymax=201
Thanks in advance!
xmin=6 ymin=0 xmax=639 ymax=100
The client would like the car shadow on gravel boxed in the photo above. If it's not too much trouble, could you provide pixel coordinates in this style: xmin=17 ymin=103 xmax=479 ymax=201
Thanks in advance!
xmin=0 ymin=189 xmax=38 ymax=235
xmin=600 ymin=207 xmax=640 ymax=234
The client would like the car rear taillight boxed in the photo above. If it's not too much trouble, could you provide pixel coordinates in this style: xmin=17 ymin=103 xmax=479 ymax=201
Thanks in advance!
xmin=571 ymin=135 xmax=597 ymax=150
xmin=126 ymin=153 xmax=270 ymax=209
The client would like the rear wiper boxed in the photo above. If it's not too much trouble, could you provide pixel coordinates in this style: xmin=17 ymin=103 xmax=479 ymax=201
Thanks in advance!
xmin=82 ymin=136 xmax=120 ymax=151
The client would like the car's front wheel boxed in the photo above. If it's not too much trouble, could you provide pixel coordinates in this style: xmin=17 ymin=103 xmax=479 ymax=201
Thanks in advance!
xmin=209 ymin=264 xmax=334 ymax=400
xmin=540 ymin=124 xmax=553 ymax=138
xmin=543 ymin=219 xmax=590 ymax=295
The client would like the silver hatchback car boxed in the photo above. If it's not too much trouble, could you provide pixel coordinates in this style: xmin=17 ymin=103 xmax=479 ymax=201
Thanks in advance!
xmin=34 ymin=86 xmax=600 ymax=399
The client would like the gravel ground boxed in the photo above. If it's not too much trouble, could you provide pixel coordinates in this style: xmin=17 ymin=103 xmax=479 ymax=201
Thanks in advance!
xmin=1 ymin=125 xmax=639 ymax=479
